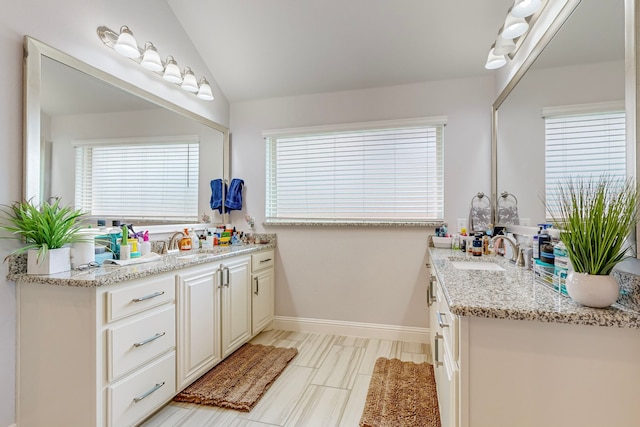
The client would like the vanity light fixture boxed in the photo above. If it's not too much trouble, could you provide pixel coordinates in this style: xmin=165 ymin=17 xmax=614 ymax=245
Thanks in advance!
xmin=501 ymin=12 xmax=529 ymax=39
xmin=493 ymin=35 xmax=516 ymax=56
xmin=511 ymin=0 xmax=542 ymax=18
xmin=485 ymin=44 xmax=507 ymax=70
xmin=141 ymin=42 xmax=163 ymax=72
xmin=97 ymin=25 xmax=214 ymax=101
xmin=484 ymin=0 xmax=545 ymax=69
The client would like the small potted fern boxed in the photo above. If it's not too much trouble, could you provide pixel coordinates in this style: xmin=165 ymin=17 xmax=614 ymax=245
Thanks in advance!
xmin=0 ymin=198 xmax=87 ymax=274
xmin=547 ymin=174 xmax=639 ymax=308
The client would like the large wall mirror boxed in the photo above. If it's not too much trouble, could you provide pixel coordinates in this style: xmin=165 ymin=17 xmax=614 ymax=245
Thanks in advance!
xmin=24 ymin=37 xmax=229 ymax=224
xmin=493 ymin=0 xmax=627 ymax=227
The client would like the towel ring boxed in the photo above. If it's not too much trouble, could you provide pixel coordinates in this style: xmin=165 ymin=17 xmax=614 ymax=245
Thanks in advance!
xmin=470 ymin=192 xmax=491 ymax=207
xmin=499 ymin=191 xmax=518 ymax=205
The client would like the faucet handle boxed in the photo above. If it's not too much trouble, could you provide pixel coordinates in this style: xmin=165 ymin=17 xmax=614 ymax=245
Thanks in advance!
xmin=516 ymin=247 xmax=525 ymax=267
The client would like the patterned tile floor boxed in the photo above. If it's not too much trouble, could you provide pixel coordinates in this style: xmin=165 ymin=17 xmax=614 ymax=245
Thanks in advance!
xmin=141 ymin=330 xmax=431 ymax=427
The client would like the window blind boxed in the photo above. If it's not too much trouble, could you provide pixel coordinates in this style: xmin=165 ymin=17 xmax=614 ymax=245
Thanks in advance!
xmin=545 ymin=110 xmax=626 ymax=216
xmin=75 ymin=138 xmax=199 ymax=221
xmin=265 ymin=121 xmax=445 ymax=222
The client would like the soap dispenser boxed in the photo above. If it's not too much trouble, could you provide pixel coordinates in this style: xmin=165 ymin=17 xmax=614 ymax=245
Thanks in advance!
xmin=179 ymin=228 xmax=192 ymax=251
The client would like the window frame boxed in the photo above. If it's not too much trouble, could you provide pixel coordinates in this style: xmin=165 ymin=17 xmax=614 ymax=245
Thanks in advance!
xmin=263 ymin=117 xmax=447 ymax=226
xmin=74 ymin=135 xmax=200 ymax=223
xmin=543 ymin=101 xmax=626 ymax=220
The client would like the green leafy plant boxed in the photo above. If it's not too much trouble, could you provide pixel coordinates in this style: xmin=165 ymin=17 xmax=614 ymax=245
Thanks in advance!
xmin=0 ymin=198 xmax=88 ymax=261
xmin=547 ymin=174 xmax=639 ymax=275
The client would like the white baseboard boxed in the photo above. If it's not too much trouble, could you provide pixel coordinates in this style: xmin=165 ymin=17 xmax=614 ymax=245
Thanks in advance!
xmin=273 ymin=316 xmax=429 ymax=343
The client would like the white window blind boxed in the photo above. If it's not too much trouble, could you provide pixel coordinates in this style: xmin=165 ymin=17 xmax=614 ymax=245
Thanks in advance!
xmin=265 ymin=119 xmax=445 ymax=222
xmin=75 ymin=137 xmax=199 ymax=221
xmin=545 ymin=108 xmax=626 ymax=216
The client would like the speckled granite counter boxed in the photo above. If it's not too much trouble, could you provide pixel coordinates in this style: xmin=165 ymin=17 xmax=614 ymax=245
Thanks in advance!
xmin=429 ymin=247 xmax=640 ymax=328
xmin=8 ymin=242 xmax=276 ymax=287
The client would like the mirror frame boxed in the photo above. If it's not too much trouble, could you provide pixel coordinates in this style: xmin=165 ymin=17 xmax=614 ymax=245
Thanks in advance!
xmin=23 ymin=36 xmax=230 ymax=214
xmin=491 ymin=0 xmax=638 ymax=241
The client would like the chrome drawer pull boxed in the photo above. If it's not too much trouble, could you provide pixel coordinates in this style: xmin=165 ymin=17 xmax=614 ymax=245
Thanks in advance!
xmin=260 ymin=258 xmax=272 ymax=263
xmin=132 ymin=291 xmax=165 ymax=302
xmin=436 ymin=311 xmax=449 ymax=328
xmin=434 ymin=333 xmax=443 ymax=367
xmin=133 ymin=332 xmax=166 ymax=347
xmin=133 ymin=382 xmax=165 ymax=403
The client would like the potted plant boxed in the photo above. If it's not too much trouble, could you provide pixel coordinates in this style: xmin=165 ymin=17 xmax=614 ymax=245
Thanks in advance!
xmin=0 ymin=198 xmax=88 ymax=274
xmin=547 ymin=174 xmax=639 ymax=308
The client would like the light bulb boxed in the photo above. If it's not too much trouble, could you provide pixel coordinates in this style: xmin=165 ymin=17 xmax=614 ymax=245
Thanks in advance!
xmin=511 ymin=0 xmax=542 ymax=18
xmin=197 ymin=78 xmax=214 ymax=101
xmin=113 ymin=26 xmax=140 ymax=58
xmin=501 ymin=14 xmax=529 ymax=39
xmin=141 ymin=42 xmax=163 ymax=72
xmin=493 ymin=36 xmax=516 ymax=56
xmin=181 ymin=67 xmax=199 ymax=92
xmin=485 ymin=49 xmax=507 ymax=70
xmin=163 ymin=56 xmax=182 ymax=84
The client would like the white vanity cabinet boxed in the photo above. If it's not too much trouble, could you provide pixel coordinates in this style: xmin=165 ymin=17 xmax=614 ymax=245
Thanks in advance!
xmin=176 ymin=255 xmax=252 ymax=389
xmin=17 ymin=273 xmax=177 ymax=427
xmin=176 ymin=264 xmax=222 ymax=389
xmin=251 ymin=250 xmax=275 ymax=334
xmin=430 ymin=274 xmax=459 ymax=427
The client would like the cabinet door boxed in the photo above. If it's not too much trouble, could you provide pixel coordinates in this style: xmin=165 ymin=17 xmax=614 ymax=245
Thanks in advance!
xmin=252 ymin=267 xmax=274 ymax=335
xmin=221 ymin=257 xmax=252 ymax=358
xmin=176 ymin=265 xmax=222 ymax=389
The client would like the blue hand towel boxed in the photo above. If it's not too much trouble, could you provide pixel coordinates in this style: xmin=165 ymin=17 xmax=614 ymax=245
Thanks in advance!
xmin=225 ymin=178 xmax=244 ymax=211
xmin=210 ymin=179 xmax=226 ymax=213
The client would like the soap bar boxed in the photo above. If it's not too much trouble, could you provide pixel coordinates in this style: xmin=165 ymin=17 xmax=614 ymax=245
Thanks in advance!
xmin=95 ymin=251 xmax=114 ymax=265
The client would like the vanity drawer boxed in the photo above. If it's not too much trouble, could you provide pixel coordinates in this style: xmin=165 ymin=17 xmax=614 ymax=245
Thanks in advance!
xmin=106 ymin=275 xmax=175 ymax=322
xmin=107 ymin=305 xmax=175 ymax=381
xmin=107 ymin=351 xmax=176 ymax=427
xmin=251 ymin=250 xmax=274 ymax=273
xmin=436 ymin=283 xmax=458 ymax=360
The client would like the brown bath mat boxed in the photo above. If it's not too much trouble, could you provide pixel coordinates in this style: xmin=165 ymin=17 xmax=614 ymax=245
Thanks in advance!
xmin=174 ymin=343 xmax=298 ymax=411
xmin=360 ymin=357 xmax=441 ymax=427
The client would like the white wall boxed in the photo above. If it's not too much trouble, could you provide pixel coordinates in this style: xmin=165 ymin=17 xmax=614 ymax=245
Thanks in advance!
xmin=229 ymin=75 xmax=495 ymax=329
xmin=0 ymin=2 xmax=229 ymax=425
xmin=498 ymin=60 xmax=625 ymax=224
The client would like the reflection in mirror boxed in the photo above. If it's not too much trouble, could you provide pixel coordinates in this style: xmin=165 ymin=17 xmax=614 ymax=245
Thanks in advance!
xmin=496 ymin=0 xmax=625 ymax=225
xmin=25 ymin=37 xmax=228 ymax=224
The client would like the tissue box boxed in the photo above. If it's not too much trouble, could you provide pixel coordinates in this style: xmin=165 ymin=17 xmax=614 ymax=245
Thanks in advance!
xmin=432 ymin=236 xmax=452 ymax=248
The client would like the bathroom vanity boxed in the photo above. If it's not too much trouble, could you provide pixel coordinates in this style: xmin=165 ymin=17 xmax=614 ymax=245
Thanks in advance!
xmin=12 ymin=244 xmax=275 ymax=427
xmin=428 ymin=247 xmax=640 ymax=427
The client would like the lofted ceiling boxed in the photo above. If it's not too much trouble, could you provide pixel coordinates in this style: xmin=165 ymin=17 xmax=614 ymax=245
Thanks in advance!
xmin=168 ymin=0 xmax=517 ymax=102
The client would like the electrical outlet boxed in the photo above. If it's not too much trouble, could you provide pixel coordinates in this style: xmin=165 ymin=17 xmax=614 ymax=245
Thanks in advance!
xmin=457 ymin=218 xmax=466 ymax=232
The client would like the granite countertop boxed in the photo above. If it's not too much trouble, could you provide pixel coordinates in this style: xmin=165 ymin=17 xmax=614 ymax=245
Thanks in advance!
xmin=429 ymin=247 xmax=640 ymax=328
xmin=9 ymin=242 xmax=276 ymax=288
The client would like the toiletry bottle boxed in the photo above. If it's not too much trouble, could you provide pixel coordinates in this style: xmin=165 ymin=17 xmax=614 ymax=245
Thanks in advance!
xmin=532 ymin=234 xmax=540 ymax=259
xmin=140 ymin=231 xmax=151 ymax=255
xmin=179 ymin=228 xmax=192 ymax=251
xmin=109 ymin=220 xmax=122 ymax=257
xmin=119 ymin=225 xmax=130 ymax=260
xmin=538 ymin=225 xmax=551 ymax=260
xmin=472 ymin=233 xmax=483 ymax=256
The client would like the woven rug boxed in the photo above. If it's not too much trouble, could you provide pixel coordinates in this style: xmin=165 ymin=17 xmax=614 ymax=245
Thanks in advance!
xmin=360 ymin=357 xmax=441 ymax=427
xmin=174 ymin=343 xmax=298 ymax=411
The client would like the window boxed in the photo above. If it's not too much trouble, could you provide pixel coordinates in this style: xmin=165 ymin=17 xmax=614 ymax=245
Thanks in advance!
xmin=75 ymin=136 xmax=199 ymax=221
xmin=264 ymin=118 xmax=445 ymax=223
xmin=544 ymin=103 xmax=626 ymax=217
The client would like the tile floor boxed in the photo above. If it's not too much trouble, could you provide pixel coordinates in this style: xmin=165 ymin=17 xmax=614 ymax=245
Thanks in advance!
xmin=141 ymin=330 xmax=431 ymax=427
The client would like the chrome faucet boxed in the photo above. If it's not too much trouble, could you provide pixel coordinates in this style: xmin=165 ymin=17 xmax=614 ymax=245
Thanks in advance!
xmin=490 ymin=235 xmax=520 ymax=263
xmin=168 ymin=231 xmax=185 ymax=252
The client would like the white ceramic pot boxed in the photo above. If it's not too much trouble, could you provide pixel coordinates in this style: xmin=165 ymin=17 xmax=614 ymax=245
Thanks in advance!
xmin=565 ymin=271 xmax=620 ymax=308
xmin=27 ymin=247 xmax=71 ymax=275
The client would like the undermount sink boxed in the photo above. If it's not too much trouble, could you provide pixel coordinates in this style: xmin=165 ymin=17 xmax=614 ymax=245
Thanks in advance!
xmin=450 ymin=261 xmax=505 ymax=271
xmin=176 ymin=253 xmax=209 ymax=261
